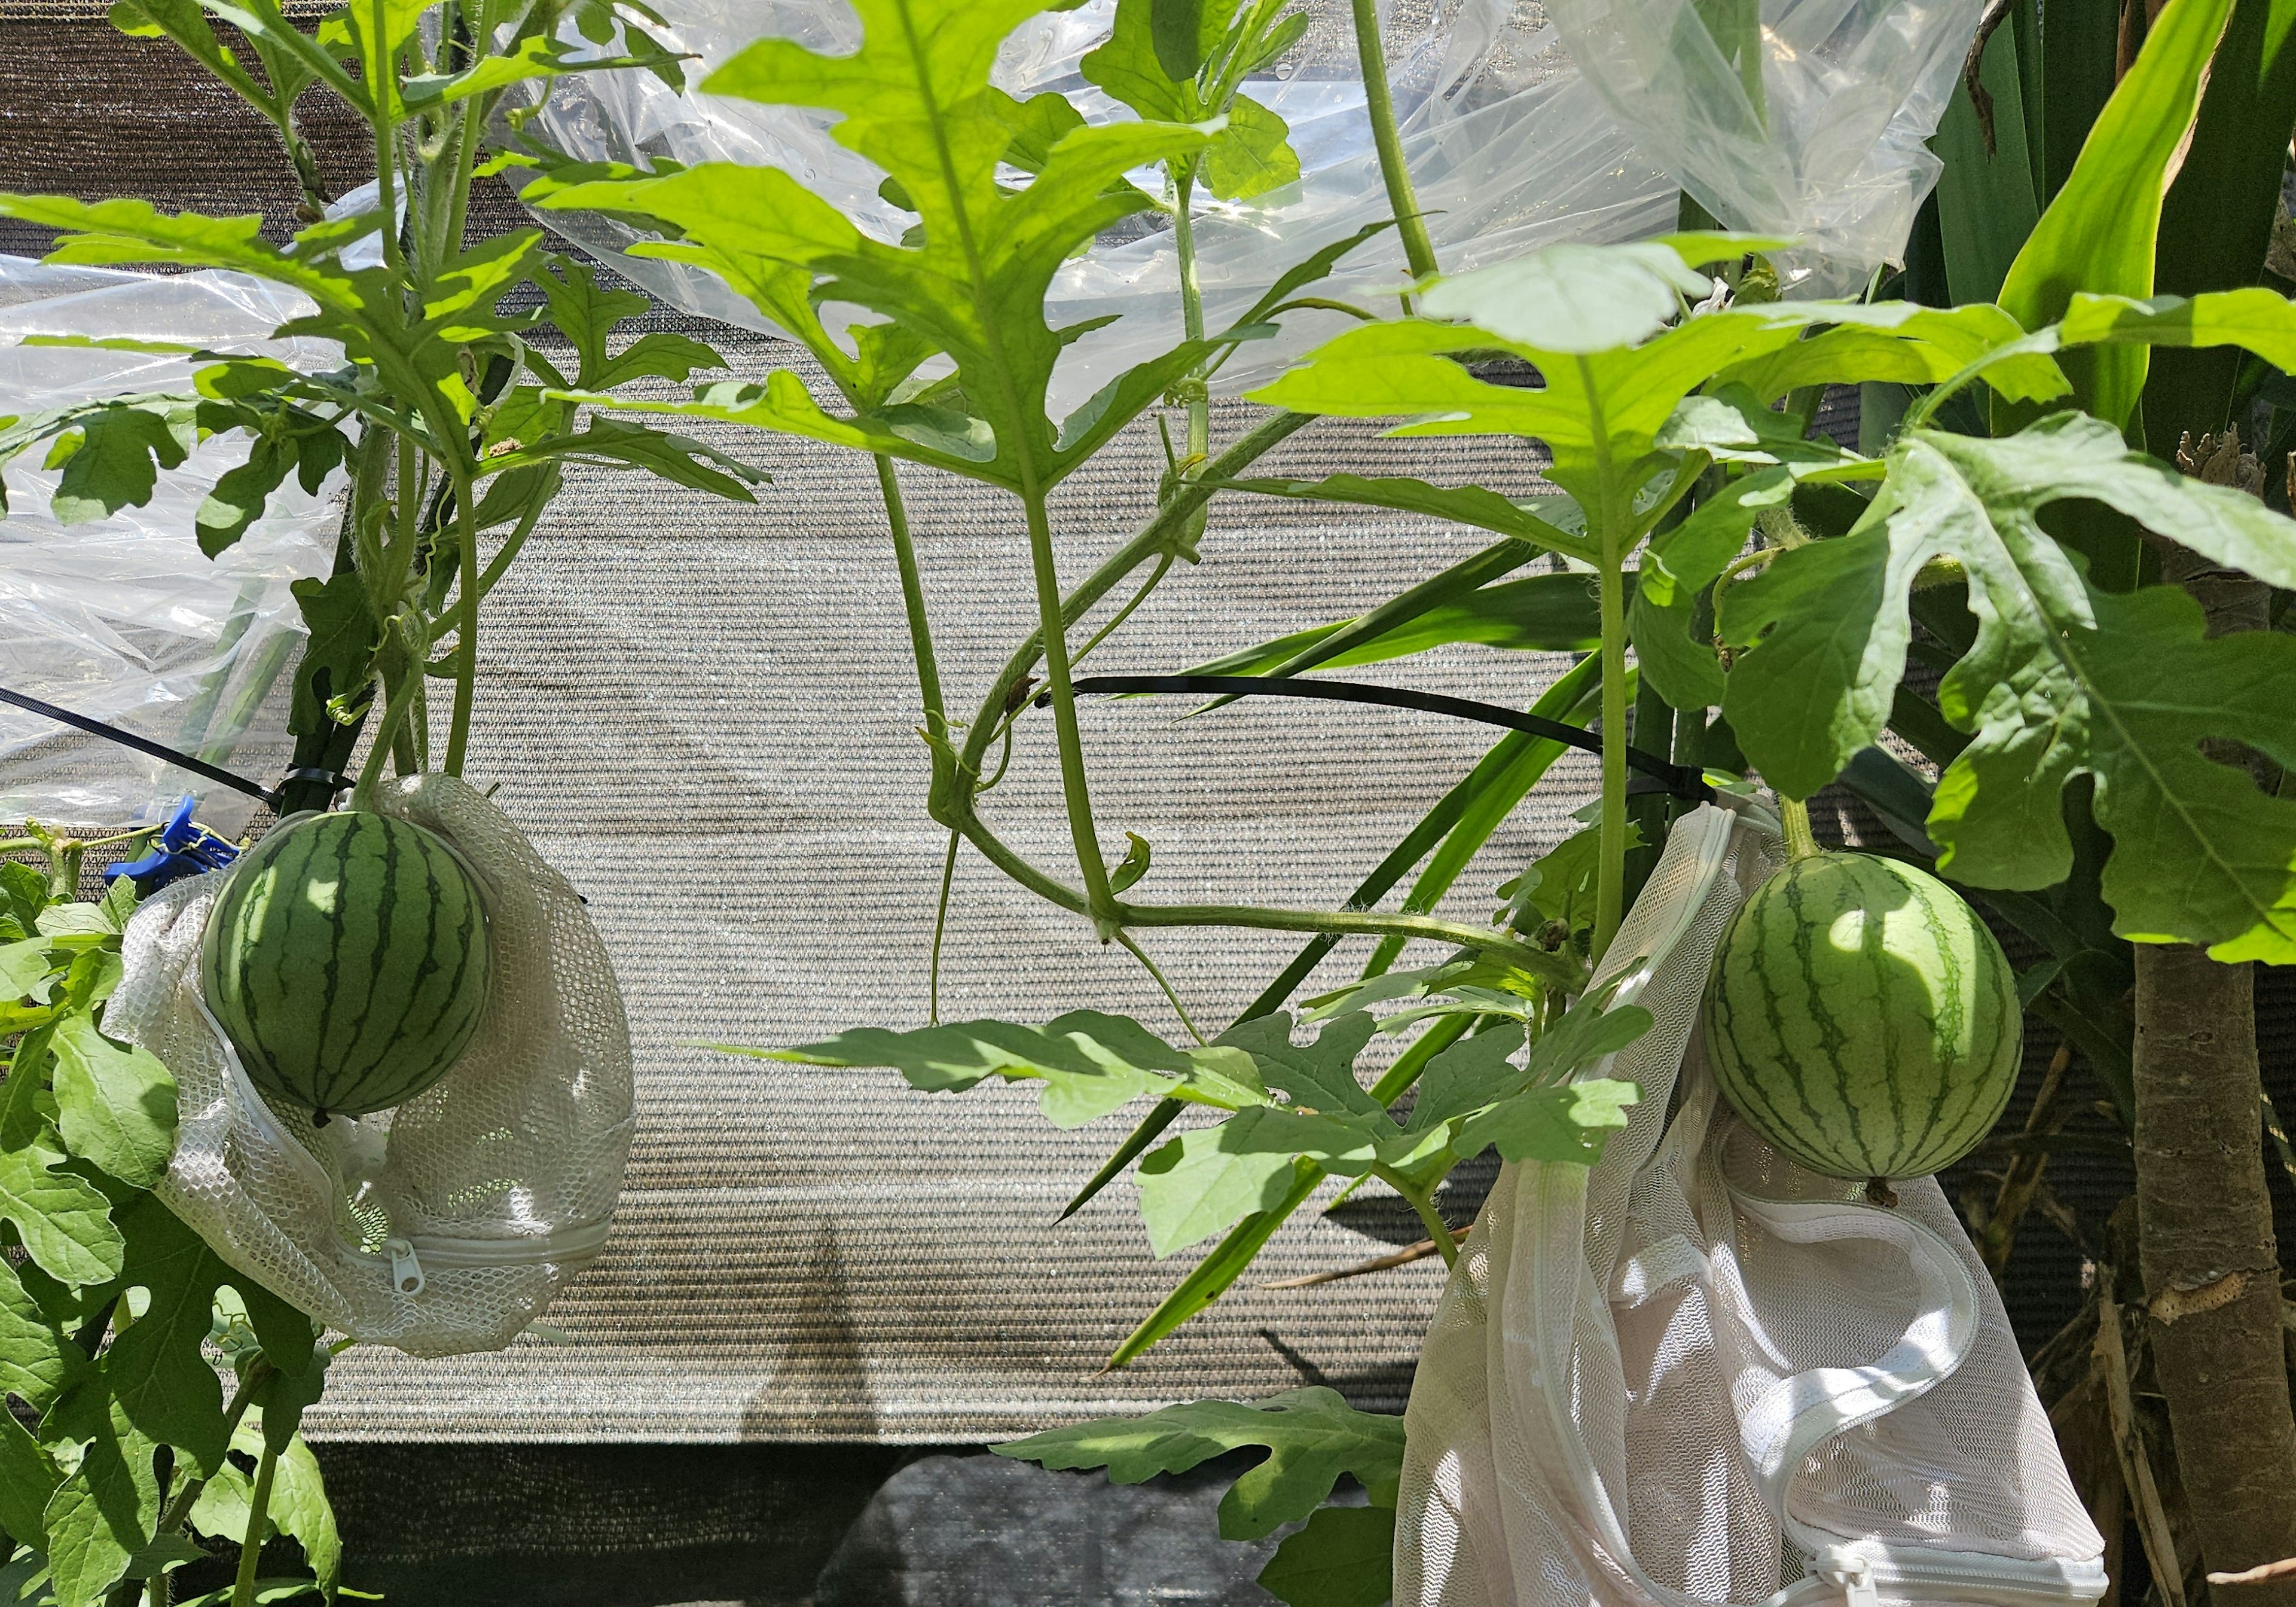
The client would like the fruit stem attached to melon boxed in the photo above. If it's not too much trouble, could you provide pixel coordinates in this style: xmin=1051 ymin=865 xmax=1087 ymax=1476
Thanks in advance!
xmin=1779 ymin=796 xmax=1822 ymax=863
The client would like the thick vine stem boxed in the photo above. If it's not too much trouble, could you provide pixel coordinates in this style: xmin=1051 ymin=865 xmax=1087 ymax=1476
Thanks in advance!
xmin=230 ymin=1437 xmax=280 ymax=1607
xmin=1586 ymin=356 xmax=1629 ymax=964
xmin=1116 ymin=896 xmax=1566 ymax=978
xmin=1019 ymin=491 xmax=1119 ymax=927
xmin=1349 ymin=0 xmax=1439 ymax=283
xmin=1779 ymin=796 xmax=1821 ymax=861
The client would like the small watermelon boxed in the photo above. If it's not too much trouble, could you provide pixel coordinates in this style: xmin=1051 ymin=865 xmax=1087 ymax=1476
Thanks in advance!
xmin=1703 ymin=848 xmax=2019 ymax=1197
xmin=202 ymin=811 xmax=491 ymax=1121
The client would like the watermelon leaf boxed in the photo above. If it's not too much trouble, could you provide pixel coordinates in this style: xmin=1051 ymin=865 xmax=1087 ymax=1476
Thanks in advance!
xmin=1257 ymin=1503 xmax=1397 ymax=1607
xmin=42 ymin=403 xmax=196 ymax=524
xmin=1211 ymin=1012 xmax=1381 ymax=1116
xmin=1082 ymin=0 xmax=1305 ymax=201
xmin=96 ymin=1193 xmax=323 ymax=1480
xmin=41 ymin=1388 xmax=166 ymax=1607
xmin=0 ymin=1404 xmax=65 ymax=1544
xmin=715 ymin=1010 xmax=1272 ymax=1128
xmin=994 ymin=1386 xmax=1405 ymax=1540
xmin=0 ymin=1139 xmax=125 ymax=1288
xmin=0 ymin=1258 xmax=80 ymax=1414
xmin=1720 ymin=413 xmax=2296 ymax=961
xmin=48 ymin=1016 xmax=178 ymax=1190
xmin=1136 ymin=1107 xmax=1379 ymax=1255
xmin=1452 ymin=1078 xmax=1642 ymax=1164
xmin=538 ymin=0 xmax=1212 ymax=493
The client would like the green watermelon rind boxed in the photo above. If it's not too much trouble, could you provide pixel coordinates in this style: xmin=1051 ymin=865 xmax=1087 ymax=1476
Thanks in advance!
xmin=1703 ymin=851 xmax=2020 ymax=1184
xmin=202 ymin=810 xmax=493 ymax=1119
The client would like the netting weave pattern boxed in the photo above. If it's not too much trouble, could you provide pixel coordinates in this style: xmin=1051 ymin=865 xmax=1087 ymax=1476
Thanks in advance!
xmin=107 ymin=774 xmax=634 ymax=1357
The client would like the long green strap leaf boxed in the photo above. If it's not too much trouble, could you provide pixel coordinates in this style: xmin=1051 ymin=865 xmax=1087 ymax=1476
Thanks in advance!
xmin=1996 ymin=0 xmax=2236 ymax=429
xmin=2145 ymin=0 xmax=2296 ymax=433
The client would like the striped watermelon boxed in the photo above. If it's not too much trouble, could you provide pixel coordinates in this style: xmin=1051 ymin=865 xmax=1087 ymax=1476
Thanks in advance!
xmin=1703 ymin=850 xmax=2019 ymax=1193
xmin=202 ymin=811 xmax=492 ymax=1122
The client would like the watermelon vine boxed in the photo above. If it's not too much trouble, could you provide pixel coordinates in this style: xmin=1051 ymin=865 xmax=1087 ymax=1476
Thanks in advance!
xmin=3 ymin=0 xmax=2295 ymax=1599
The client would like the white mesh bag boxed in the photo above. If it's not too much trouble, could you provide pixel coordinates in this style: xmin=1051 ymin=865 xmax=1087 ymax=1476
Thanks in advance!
xmin=103 ymin=774 xmax=634 ymax=1358
xmin=1399 ymin=802 xmax=2108 ymax=1607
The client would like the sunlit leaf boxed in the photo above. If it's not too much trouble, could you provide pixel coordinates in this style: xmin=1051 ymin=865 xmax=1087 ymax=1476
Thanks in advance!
xmin=1721 ymin=413 xmax=2296 ymax=960
xmin=995 ymin=1387 xmax=1404 ymax=1539
xmin=1257 ymin=1504 xmax=1396 ymax=1607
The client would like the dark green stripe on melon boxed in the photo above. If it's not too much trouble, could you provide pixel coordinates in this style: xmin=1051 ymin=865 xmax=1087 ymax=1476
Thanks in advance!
xmin=1703 ymin=850 xmax=2019 ymax=1186
xmin=203 ymin=811 xmax=492 ymax=1120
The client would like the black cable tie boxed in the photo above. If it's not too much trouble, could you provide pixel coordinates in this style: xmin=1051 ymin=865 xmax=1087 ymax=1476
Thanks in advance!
xmin=1 ymin=685 xmax=279 ymax=805
xmin=1042 ymin=673 xmax=1716 ymax=804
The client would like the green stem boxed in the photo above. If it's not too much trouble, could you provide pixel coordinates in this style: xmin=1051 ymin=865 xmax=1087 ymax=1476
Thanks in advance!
xmin=1115 ymin=897 xmax=1561 ymax=976
xmin=928 ymin=829 xmax=958 ymax=1025
xmin=1170 ymin=168 xmax=1212 ymax=541
xmin=1116 ymin=930 xmax=1207 ymax=1044
xmin=1780 ymin=795 xmax=1821 ymax=861
xmin=1584 ymin=356 xmax=1629 ymax=966
xmin=1385 ymin=1174 xmax=1458 ymax=1267
xmin=1021 ymin=491 xmax=1117 ymax=927
xmin=878 ymin=454 xmax=948 ymax=744
xmin=441 ymin=81 xmax=484 ymax=266
xmin=441 ymin=461 xmax=481 ymax=775
xmin=1073 ymin=552 xmax=1176 ymax=668
xmin=352 ymin=624 xmax=425 ymax=809
xmin=956 ymin=411 xmax=1312 ymax=779
xmin=230 ymin=1438 xmax=279 ymax=1607
xmin=370 ymin=2 xmax=404 ymax=282
xmin=1349 ymin=0 xmax=1439 ymax=283
xmin=947 ymin=796 xmax=1566 ymax=983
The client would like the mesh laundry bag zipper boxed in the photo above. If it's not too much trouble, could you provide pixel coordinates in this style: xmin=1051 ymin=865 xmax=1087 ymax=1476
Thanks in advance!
xmin=103 ymin=774 xmax=634 ymax=1358
xmin=1398 ymin=802 xmax=2107 ymax=1607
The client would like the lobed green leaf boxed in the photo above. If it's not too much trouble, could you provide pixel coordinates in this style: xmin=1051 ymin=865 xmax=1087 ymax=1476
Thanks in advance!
xmin=994 ymin=1386 xmax=1404 ymax=1540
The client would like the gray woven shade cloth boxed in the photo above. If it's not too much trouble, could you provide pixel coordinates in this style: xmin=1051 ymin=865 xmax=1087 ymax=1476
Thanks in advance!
xmin=6 ymin=11 xmax=2295 ymax=1461
xmin=310 ymin=369 xmax=1607 ymax=1440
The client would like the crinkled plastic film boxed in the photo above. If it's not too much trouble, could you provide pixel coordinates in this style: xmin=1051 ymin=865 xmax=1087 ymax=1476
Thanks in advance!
xmin=1540 ymin=0 xmax=1985 ymax=292
xmin=0 ymin=257 xmax=338 ymax=833
xmin=517 ymin=0 xmax=1682 ymax=414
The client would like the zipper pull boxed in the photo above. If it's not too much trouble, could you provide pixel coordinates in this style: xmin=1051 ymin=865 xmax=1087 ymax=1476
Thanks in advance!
xmin=386 ymin=1238 xmax=425 ymax=1296
xmin=1816 ymin=1550 xmax=1880 ymax=1607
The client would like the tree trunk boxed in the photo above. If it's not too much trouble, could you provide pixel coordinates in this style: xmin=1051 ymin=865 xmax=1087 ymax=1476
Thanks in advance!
xmin=2133 ymin=945 xmax=2296 ymax=1601
xmin=2130 ymin=430 xmax=2296 ymax=1603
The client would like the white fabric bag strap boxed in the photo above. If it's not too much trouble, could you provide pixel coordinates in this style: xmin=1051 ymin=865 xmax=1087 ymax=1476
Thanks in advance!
xmin=1726 ymin=1168 xmax=1982 ymax=1523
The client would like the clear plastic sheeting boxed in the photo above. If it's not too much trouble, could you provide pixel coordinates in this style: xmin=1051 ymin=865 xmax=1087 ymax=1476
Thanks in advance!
xmin=517 ymin=0 xmax=1683 ymax=414
xmin=1542 ymin=0 xmax=1984 ymax=292
xmin=0 ymin=257 xmax=338 ymax=833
